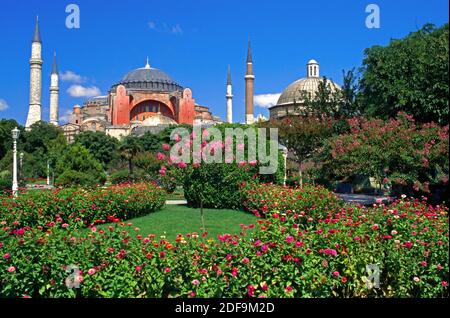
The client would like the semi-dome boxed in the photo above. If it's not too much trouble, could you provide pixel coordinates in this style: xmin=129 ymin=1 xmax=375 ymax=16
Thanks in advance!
xmin=113 ymin=60 xmax=183 ymax=92
xmin=141 ymin=113 xmax=177 ymax=127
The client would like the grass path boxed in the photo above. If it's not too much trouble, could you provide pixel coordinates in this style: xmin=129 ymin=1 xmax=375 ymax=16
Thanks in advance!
xmin=117 ymin=204 xmax=257 ymax=240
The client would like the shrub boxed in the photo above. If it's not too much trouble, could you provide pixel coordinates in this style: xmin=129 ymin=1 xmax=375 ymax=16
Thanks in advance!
xmin=241 ymin=183 xmax=343 ymax=219
xmin=55 ymin=144 xmax=106 ymax=187
xmin=183 ymin=163 xmax=258 ymax=210
xmin=0 ymin=195 xmax=447 ymax=298
xmin=55 ymin=170 xmax=103 ymax=188
xmin=109 ymin=169 xmax=136 ymax=185
xmin=0 ymin=183 xmax=167 ymax=229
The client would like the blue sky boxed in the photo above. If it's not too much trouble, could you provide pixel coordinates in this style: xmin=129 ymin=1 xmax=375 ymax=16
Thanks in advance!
xmin=0 ymin=0 xmax=448 ymax=125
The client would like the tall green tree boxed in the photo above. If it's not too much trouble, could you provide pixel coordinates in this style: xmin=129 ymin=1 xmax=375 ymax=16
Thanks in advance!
xmin=360 ymin=23 xmax=449 ymax=124
xmin=74 ymin=131 xmax=119 ymax=168
xmin=119 ymin=136 xmax=143 ymax=175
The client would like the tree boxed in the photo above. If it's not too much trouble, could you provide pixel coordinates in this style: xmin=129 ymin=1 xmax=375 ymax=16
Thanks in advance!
xmin=263 ymin=116 xmax=335 ymax=188
xmin=360 ymin=23 xmax=449 ymax=125
xmin=119 ymin=136 xmax=143 ymax=175
xmin=320 ymin=113 xmax=449 ymax=195
xmin=55 ymin=144 xmax=106 ymax=187
xmin=74 ymin=131 xmax=119 ymax=168
xmin=0 ymin=119 xmax=21 ymax=161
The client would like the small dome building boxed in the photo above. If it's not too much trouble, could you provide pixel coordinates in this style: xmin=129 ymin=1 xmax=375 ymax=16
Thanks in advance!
xmin=269 ymin=60 xmax=341 ymax=119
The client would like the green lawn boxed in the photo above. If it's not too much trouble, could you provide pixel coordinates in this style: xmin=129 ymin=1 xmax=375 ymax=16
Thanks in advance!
xmin=114 ymin=205 xmax=257 ymax=240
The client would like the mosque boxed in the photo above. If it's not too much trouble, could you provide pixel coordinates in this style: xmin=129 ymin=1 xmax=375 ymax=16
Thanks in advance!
xmin=24 ymin=18 xmax=339 ymax=142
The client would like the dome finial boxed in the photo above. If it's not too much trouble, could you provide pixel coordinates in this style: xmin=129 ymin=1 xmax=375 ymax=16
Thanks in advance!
xmin=307 ymin=59 xmax=319 ymax=78
xmin=145 ymin=57 xmax=151 ymax=69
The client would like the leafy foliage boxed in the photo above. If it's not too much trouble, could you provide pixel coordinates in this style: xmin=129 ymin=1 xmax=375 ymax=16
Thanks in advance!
xmin=360 ymin=23 xmax=449 ymax=124
xmin=74 ymin=131 xmax=119 ymax=168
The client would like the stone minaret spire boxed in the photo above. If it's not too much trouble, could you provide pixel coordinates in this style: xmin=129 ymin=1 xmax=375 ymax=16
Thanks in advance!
xmin=26 ymin=16 xmax=43 ymax=129
xmin=49 ymin=52 xmax=59 ymax=126
xmin=226 ymin=65 xmax=233 ymax=123
xmin=245 ymin=39 xmax=254 ymax=125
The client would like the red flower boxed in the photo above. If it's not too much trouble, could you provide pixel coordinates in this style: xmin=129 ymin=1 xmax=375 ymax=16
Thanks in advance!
xmin=164 ymin=267 xmax=171 ymax=273
xmin=162 ymin=144 xmax=170 ymax=151
xmin=341 ymin=276 xmax=347 ymax=283
xmin=3 ymin=253 xmax=10 ymax=260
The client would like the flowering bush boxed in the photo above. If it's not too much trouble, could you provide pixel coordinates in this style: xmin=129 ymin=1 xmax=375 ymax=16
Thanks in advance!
xmin=321 ymin=113 xmax=449 ymax=197
xmin=0 ymin=183 xmax=166 ymax=229
xmin=155 ymin=124 xmax=284 ymax=209
xmin=0 ymin=184 xmax=447 ymax=298
xmin=241 ymin=183 xmax=343 ymax=219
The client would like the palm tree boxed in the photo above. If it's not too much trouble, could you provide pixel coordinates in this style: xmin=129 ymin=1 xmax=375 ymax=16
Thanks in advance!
xmin=119 ymin=136 xmax=143 ymax=176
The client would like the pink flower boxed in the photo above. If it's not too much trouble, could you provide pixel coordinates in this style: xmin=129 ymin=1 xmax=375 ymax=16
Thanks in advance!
xmin=136 ymin=266 xmax=142 ymax=272
xmin=8 ymin=266 xmax=15 ymax=273
xmin=231 ymin=268 xmax=238 ymax=277
xmin=285 ymin=236 xmax=294 ymax=244
xmin=162 ymin=144 xmax=171 ymax=151
xmin=403 ymin=241 xmax=413 ymax=249
xmin=242 ymin=257 xmax=250 ymax=265
xmin=247 ymin=285 xmax=255 ymax=297
xmin=238 ymin=161 xmax=247 ymax=167
xmin=333 ymin=271 xmax=340 ymax=277
xmin=261 ymin=245 xmax=269 ymax=252
xmin=237 ymin=143 xmax=245 ymax=151
xmin=177 ymin=162 xmax=188 ymax=169
xmin=62 ymin=223 xmax=69 ymax=229
xmin=3 ymin=253 xmax=10 ymax=260
xmin=192 ymin=279 xmax=200 ymax=285
xmin=354 ymin=236 xmax=361 ymax=241
xmin=442 ymin=281 xmax=448 ymax=287
xmin=420 ymin=261 xmax=427 ymax=267
xmin=249 ymin=160 xmax=258 ymax=167
xmin=157 ymin=153 xmax=166 ymax=161
xmin=323 ymin=248 xmax=337 ymax=257
xmin=88 ymin=268 xmax=96 ymax=276
xmin=159 ymin=169 xmax=167 ymax=176
xmin=372 ymin=224 xmax=379 ymax=231
xmin=164 ymin=267 xmax=171 ymax=273
xmin=295 ymin=241 xmax=304 ymax=248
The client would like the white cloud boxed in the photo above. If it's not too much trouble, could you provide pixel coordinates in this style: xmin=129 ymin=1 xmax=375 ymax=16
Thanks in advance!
xmin=171 ymin=24 xmax=183 ymax=35
xmin=254 ymin=93 xmax=281 ymax=108
xmin=60 ymin=109 xmax=73 ymax=122
xmin=67 ymin=85 xmax=101 ymax=98
xmin=148 ymin=21 xmax=184 ymax=35
xmin=60 ymin=71 xmax=86 ymax=83
xmin=0 ymin=99 xmax=9 ymax=111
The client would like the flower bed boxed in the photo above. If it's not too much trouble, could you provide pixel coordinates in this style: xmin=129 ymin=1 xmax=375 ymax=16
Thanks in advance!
xmin=0 ymin=186 xmax=447 ymax=298
xmin=241 ymin=183 xmax=344 ymax=219
xmin=0 ymin=183 xmax=166 ymax=229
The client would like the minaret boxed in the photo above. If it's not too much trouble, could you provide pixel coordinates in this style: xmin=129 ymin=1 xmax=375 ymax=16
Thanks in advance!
xmin=226 ymin=65 xmax=233 ymax=123
xmin=26 ymin=16 xmax=43 ymax=129
xmin=245 ymin=39 xmax=254 ymax=124
xmin=49 ymin=52 xmax=59 ymax=126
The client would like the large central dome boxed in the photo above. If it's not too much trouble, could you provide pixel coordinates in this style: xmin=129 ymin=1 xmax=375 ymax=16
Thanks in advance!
xmin=114 ymin=61 xmax=183 ymax=92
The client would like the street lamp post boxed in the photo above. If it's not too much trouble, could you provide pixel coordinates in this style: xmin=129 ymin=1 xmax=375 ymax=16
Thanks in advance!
xmin=19 ymin=152 xmax=24 ymax=182
xmin=47 ymin=159 xmax=51 ymax=186
xmin=11 ymin=127 xmax=20 ymax=197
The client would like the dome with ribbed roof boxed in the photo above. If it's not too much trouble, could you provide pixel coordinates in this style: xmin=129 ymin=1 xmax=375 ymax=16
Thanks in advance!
xmin=113 ymin=60 xmax=183 ymax=92
xmin=274 ymin=59 xmax=340 ymax=106
xmin=276 ymin=77 xmax=340 ymax=106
